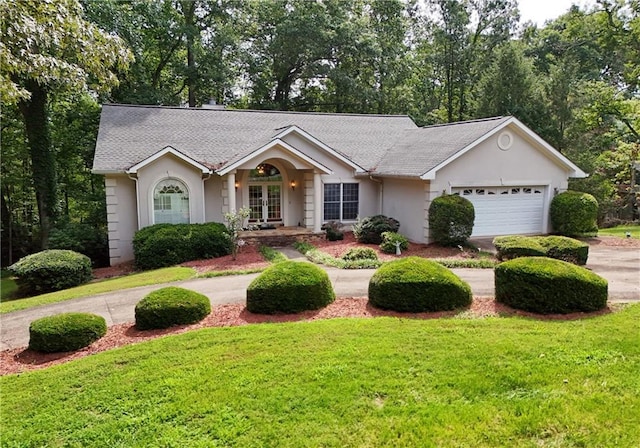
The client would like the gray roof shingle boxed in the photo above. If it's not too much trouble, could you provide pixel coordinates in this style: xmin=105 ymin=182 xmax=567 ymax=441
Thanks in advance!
xmin=92 ymin=104 xmax=511 ymax=177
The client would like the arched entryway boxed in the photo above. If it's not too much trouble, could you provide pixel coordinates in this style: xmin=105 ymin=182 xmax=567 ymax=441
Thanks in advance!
xmin=246 ymin=163 xmax=283 ymax=224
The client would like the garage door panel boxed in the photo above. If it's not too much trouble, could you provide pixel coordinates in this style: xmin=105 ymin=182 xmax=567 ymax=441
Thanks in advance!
xmin=452 ymin=186 xmax=545 ymax=237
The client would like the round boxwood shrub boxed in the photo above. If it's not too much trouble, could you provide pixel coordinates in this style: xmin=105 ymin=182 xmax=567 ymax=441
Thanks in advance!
xmin=493 ymin=235 xmax=547 ymax=261
xmin=8 ymin=249 xmax=93 ymax=295
xmin=379 ymin=231 xmax=409 ymax=254
xmin=533 ymin=235 xmax=589 ymax=265
xmin=495 ymin=257 xmax=607 ymax=314
xmin=429 ymin=194 xmax=475 ymax=246
xmin=133 ymin=222 xmax=231 ymax=270
xmin=247 ymin=261 xmax=335 ymax=314
xmin=342 ymin=247 xmax=378 ymax=261
xmin=29 ymin=312 xmax=107 ymax=353
xmin=353 ymin=215 xmax=400 ymax=244
xmin=368 ymin=257 xmax=472 ymax=312
xmin=550 ymin=191 xmax=598 ymax=236
xmin=135 ymin=287 xmax=211 ymax=330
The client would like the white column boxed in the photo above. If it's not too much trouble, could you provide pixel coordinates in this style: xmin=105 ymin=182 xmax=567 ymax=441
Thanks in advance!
xmin=313 ymin=171 xmax=322 ymax=232
xmin=228 ymin=172 xmax=236 ymax=213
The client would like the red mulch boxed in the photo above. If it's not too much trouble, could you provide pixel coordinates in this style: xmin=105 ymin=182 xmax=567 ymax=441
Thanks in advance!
xmin=0 ymin=297 xmax=614 ymax=376
xmin=580 ymin=236 xmax=640 ymax=248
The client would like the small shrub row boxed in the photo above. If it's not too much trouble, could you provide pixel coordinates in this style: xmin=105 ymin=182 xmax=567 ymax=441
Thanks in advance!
xmin=353 ymin=215 xmax=400 ymax=244
xmin=493 ymin=235 xmax=589 ymax=265
xmin=342 ymin=247 xmax=378 ymax=261
xmin=9 ymin=249 xmax=93 ymax=295
xmin=495 ymin=257 xmax=607 ymax=314
xmin=133 ymin=223 xmax=231 ymax=270
xmin=29 ymin=312 xmax=107 ymax=353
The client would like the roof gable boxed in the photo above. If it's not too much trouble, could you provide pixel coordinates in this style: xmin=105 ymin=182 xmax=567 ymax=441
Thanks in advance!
xmin=125 ymin=146 xmax=212 ymax=175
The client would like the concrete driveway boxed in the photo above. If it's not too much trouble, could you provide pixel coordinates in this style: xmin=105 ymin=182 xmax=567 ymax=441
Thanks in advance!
xmin=1 ymin=244 xmax=638 ymax=351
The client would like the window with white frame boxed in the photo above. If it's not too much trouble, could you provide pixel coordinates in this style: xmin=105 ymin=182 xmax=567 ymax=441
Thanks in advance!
xmin=323 ymin=183 xmax=359 ymax=221
xmin=153 ymin=179 xmax=190 ymax=224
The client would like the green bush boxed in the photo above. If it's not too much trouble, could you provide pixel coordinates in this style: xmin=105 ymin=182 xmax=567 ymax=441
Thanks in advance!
xmin=322 ymin=221 xmax=344 ymax=241
xmin=368 ymin=257 xmax=472 ymax=312
xmin=429 ymin=195 xmax=475 ymax=246
xmin=353 ymin=215 xmax=400 ymax=244
xmin=342 ymin=247 xmax=378 ymax=261
xmin=8 ymin=250 xmax=93 ymax=295
xmin=379 ymin=232 xmax=409 ymax=254
xmin=247 ymin=261 xmax=335 ymax=314
xmin=133 ymin=222 xmax=231 ymax=270
xmin=135 ymin=287 xmax=211 ymax=330
xmin=29 ymin=312 xmax=107 ymax=353
xmin=49 ymin=221 xmax=109 ymax=267
xmin=493 ymin=236 xmax=547 ymax=261
xmin=533 ymin=235 xmax=589 ymax=265
xmin=495 ymin=257 xmax=607 ymax=314
xmin=493 ymin=235 xmax=589 ymax=265
xmin=550 ymin=191 xmax=599 ymax=236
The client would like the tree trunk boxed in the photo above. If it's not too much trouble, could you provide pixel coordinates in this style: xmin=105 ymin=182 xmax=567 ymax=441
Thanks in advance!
xmin=17 ymin=80 xmax=56 ymax=249
xmin=182 ymin=1 xmax=197 ymax=107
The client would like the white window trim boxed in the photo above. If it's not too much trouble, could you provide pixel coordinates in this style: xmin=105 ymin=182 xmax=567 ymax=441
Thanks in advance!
xmin=322 ymin=182 xmax=360 ymax=223
xmin=151 ymin=177 xmax=191 ymax=225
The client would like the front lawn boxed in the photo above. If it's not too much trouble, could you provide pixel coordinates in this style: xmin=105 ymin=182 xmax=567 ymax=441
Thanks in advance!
xmin=599 ymin=224 xmax=640 ymax=239
xmin=2 ymin=305 xmax=639 ymax=446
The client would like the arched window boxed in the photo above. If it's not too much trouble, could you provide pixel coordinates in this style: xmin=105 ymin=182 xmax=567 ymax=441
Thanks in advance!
xmin=153 ymin=179 xmax=189 ymax=224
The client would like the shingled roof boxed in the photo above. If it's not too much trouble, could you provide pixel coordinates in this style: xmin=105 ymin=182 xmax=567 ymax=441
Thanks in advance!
xmin=93 ymin=104 xmax=521 ymax=177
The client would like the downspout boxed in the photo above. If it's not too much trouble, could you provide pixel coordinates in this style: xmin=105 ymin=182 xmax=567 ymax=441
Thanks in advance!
xmin=126 ymin=171 xmax=141 ymax=230
xmin=369 ymin=175 xmax=383 ymax=214
xmin=202 ymin=170 xmax=212 ymax=223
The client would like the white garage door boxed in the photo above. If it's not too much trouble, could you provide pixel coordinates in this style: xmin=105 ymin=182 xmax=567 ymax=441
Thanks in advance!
xmin=452 ymin=186 xmax=545 ymax=236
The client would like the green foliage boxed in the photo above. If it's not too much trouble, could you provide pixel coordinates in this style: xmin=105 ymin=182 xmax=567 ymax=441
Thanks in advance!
xmin=533 ymin=235 xmax=589 ymax=265
xmin=135 ymin=287 xmax=211 ymax=330
xmin=352 ymin=215 xmax=400 ymax=244
xmin=493 ymin=236 xmax=547 ymax=261
xmin=8 ymin=250 xmax=92 ymax=295
xmin=293 ymin=241 xmax=315 ymax=255
xmin=259 ymin=245 xmax=287 ymax=263
xmin=550 ymin=191 xmax=599 ymax=236
xmin=495 ymin=257 xmax=608 ymax=314
xmin=429 ymin=195 xmax=475 ymax=246
xmin=48 ymin=221 xmax=109 ymax=267
xmin=368 ymin=257 xmax=472 ymax=312
xmin=322 ymin=221 xmax=344 ymax=241
xmin=28 ymin=312 xmax=107 ymax=353
xmin=247 ymin=261 xmax=335 ymax=314
xmin=342 ymin=247 xmax=378 ymax=261
xmin=379 ymin=231 xmax=409 ymax=254
xmin=133 ymin=223 xmax=231 ymax=270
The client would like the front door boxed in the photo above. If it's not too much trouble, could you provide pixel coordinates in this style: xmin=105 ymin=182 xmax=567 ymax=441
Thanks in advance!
xmin=248 ymin=184 xmax=282 ymax=223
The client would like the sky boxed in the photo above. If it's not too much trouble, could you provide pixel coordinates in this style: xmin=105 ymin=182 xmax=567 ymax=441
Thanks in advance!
xmin=518 ymin=0 xmax=595 ymax=26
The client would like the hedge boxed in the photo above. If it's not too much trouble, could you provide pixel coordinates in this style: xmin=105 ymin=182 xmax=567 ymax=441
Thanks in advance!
xmin=8 ymin=250 xmax=93 ymax=295
xmin=495 ymin=257 xmax=608 ymax=314
xmin=493 ymin=235 xmax=589 ymax=265
xmin=493 ymin=236 xmax=548 ymax=261
xmin=353 ymin=215 xmax=400 ymax=244
xmin=368 ymin=257 xmax=472 ymax=312
xmin=29 ymin=313 xmax=107 ymax=353
xmin=247 ymin=261 xmax=335 ymax=314
xmin=133 ymin=222 xmax=231 ymax=270
xmin=550 ymin=191 xmax=598 ymax=236
xmin=429 ymin=195 xmax=475 ymax=246
xmin=135 ymin=287 xmax=211 ymax=330
xmin=342 ymin=247 xmax=378 ymax=261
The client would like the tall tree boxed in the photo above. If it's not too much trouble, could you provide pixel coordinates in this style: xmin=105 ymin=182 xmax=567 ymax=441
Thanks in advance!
xmin=1 ymin=0 xmax=131 ymax=247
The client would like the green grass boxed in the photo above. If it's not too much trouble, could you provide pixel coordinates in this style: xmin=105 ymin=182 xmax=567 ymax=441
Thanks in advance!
xmin=259 ymin=245 xmax=288 ymax=263
xmin=598 ymin=224 xmax=640 ymax=239
xmin=0 ymin=274 xmax=18 ymax=301
xmin=0 ymin=267 xmax=195 ymax=314
xmin=2 ymin=305 xmax=639 ymax=446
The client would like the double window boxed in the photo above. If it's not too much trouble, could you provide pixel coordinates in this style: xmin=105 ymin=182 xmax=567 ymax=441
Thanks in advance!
xmin=153 ymin=179 xmax=190 ymax=224
xmin=323 ymin=183 xmax=359 ymax=221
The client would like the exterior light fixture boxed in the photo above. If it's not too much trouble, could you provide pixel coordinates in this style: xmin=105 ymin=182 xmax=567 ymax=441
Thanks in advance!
xmin=235 ymin=182 xmax=239 ymax=190
xmin=290 ymin=180 xmax=296 ymax=190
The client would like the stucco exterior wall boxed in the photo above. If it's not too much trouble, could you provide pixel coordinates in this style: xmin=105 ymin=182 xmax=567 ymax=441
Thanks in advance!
xmin=105 ymin=175 xmax=138 ymax=265
xmin=204 ymin=174 xmax=224 ymax=223
xmin=381 ymin=178 xmax=428 ymax=243
xmin=136 ymin=154 xmax=206 ymax=228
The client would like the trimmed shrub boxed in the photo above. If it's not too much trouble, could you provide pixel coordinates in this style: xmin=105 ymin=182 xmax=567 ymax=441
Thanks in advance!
xmin=247 ymin=261 xmax=335 ymax=314
xmin=353 ymin=215 xmax=400 ymax=244
xmin=533 ymin=235 xmax=589 ymax=265
xmin=495 ymin=257 xmax=607 ymax=314
xmin=429 ymin=195 xmax=475 ymax=246
xmin=493 ymin=236 xmax=547 ymax=261
xmin=133 ymin=222 xmax=231 ymax=270
xmin=135 ymin=287 xmax=211 ymax=330
xmin=342 ymin=247 xmax=378 ymax=261
xmin=550 ymin=191 xmax=598 ymax=236
xmin=322 ymin=221 xmax=344 ymax=241
xmin=8 ymin=250 xmax=93 ymax=295
xmin=29 ymin=313 xmax=107 ymax=353
xmin=368 ymin=257 xmax=472 ymax=312
xmin=380 ymin=231 xmax=409 ymax=254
